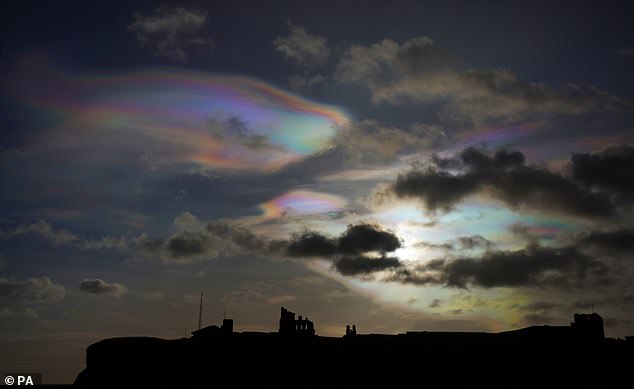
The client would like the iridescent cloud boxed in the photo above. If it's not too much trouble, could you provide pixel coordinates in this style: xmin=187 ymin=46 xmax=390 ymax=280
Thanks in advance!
xmin=11 ymin=66 xmax=350 ymax=171
xmin=258 ymin=190 xmax=348 ymax=219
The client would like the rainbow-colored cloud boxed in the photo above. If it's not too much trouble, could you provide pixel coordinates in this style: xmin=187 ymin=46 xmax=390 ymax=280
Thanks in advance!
xmin=258 ymin=190 xmax=348 ymax=219
xmin=14 ymin=66 xmax=350 ymax=171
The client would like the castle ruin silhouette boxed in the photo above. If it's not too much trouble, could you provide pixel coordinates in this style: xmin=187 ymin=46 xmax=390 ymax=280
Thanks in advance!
xmin=74 ymin=308 xmax=633 ymax=388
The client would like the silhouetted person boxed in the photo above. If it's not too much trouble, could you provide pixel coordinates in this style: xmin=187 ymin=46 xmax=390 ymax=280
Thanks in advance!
xmin=346 ymin=325 xmax=350 ymax=336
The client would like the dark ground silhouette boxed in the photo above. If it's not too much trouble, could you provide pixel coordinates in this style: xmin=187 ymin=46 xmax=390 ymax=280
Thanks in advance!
xmin=74 ymin=308 xmax=634 ymax=388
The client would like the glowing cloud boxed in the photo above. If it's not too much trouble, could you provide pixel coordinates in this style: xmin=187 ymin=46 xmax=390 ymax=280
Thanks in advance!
xmin=11 ymin=66 xmax=350 ymax=172
xmin=258 ymin=190 xmax=348 ymax=219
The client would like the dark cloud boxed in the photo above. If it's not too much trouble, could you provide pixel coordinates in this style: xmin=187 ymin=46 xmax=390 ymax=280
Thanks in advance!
xmin=461 ymin=148 xmax=525 ymax=171
xmin=136 ymin=214 xmax=277 ymax=263
xmin=414 ymin=235 xmax=492 ymax=251
xmin=443 ymin=245 xmax=608 ymax=288
xmin=393 ymin=168 xmax=479 ymax=211
xmin=384 ymin=267 xmax=441 ymax=285
xmin=338 ymin=223 xmax=401 ymax=254
xmin=207 ymin=116 xmax=275 ymax=150
xmin=388 ymin=244 xmax=609 ymax=289
xmin=414 ymin=241 xmax=454 ymax=250
xmin=166 ymin=232 xmax=209 ymax=257
xmin=392 ymin=147 xmax=617 ymax=218
xmin=429 ymin=299 xmax=442 ymax=308
xmin=334 ymin=256 xmax=401 ymax=276
xmin=205 ymin=222 xmax=267 ymax=253
xmin=127 ymin=5 xmax=213 ymax=61
xmin=576 ymin=229 xmax=634 ymax=252
xmin=571 ymin=145 xmax=634 ymax=193
xmin=79 ymin=278 xmax=129 ymax=298
xmin=285 ymin=223 xmax=401 ymax=259
xmin=0 ymin=276 xmax=66 ymax=304
xmin=287 ymin=231 xmax=338 ymax=258
xmin=457 ymin=235 xmax=493 ymax=250
xmin=284 ymin=224 xmax=403 ymax=276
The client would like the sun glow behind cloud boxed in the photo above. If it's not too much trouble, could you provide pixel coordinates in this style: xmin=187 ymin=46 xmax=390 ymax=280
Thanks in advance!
xmin=10 ymin=66 xmax=350 ymax=172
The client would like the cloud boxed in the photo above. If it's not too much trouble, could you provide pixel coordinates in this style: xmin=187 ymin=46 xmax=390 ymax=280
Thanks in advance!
xmin=205 ymin=222 xmax=268 ymax=253
xmin=287 ymin=231 xmax=338 ymax=258
xmin=138 ymin=213 xmax=273 ymax=264
xmin=334 ymin=256 xmax=401 ymax=276
xmin=79 ymin=278 xmax=129 ymax=298
xmin=0 ymin=306 xmax=39 ymax=318
xmin=207 ymin=116 xmax=276 ymax=150
xmin=273 ymin=23 xmax=329 ymax=67
xmin=0 ymin=214 xmax=271 ymax=265
xmin=571 ymin=144 xmax=634 ymax=194
xmin=334 ymin=36 xmax=628 ymax=124
xmin=338 ymin=223 xmax=401 ymax=254
xmin=166 ymin=232 xmax=211 ymax=258
xmin=429 ymin=298 xmax=442 ymax=308
xmin=388 ymin=243 xmax=609 ymax=289
xmin=333 ymin=120 xmax=448 ymax=165
xmin=79 ymin=236 xmax=128 ymax=250
xmin=140 ymin=231 xmax=221 ymax=264
xmin=0 ymin=276 xmax=66 ymax=305
xmin=0 ymin=219 xmax=133 ymax=251
xmin=416 ymin=235 xmax=494 ymax=252
xmin=157 ymin=221 xmax=404 ymax=278
xmin=127 ymin=5 xmax=212 ymax=61
xmin=0 ymin=219 xmax=79 ymax=246
xmin=392 ymin=147 xmax=617 ymax=218
xmin=285 ymin=223 xmax=401 ymax=258
xmin=335 ymin=36 xmax=450 ymax=84
xmin=285 ymin=223 xmax=403 ymax=277
xmin=576 ymin=229 xmax=634 ymax=253
xmin=457 ymin=235 xmax=493 ymax=250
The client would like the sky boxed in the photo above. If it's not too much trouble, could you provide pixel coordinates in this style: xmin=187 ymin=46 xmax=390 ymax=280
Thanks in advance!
xmin=1 ymin=0 xmax=634 ymax=383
